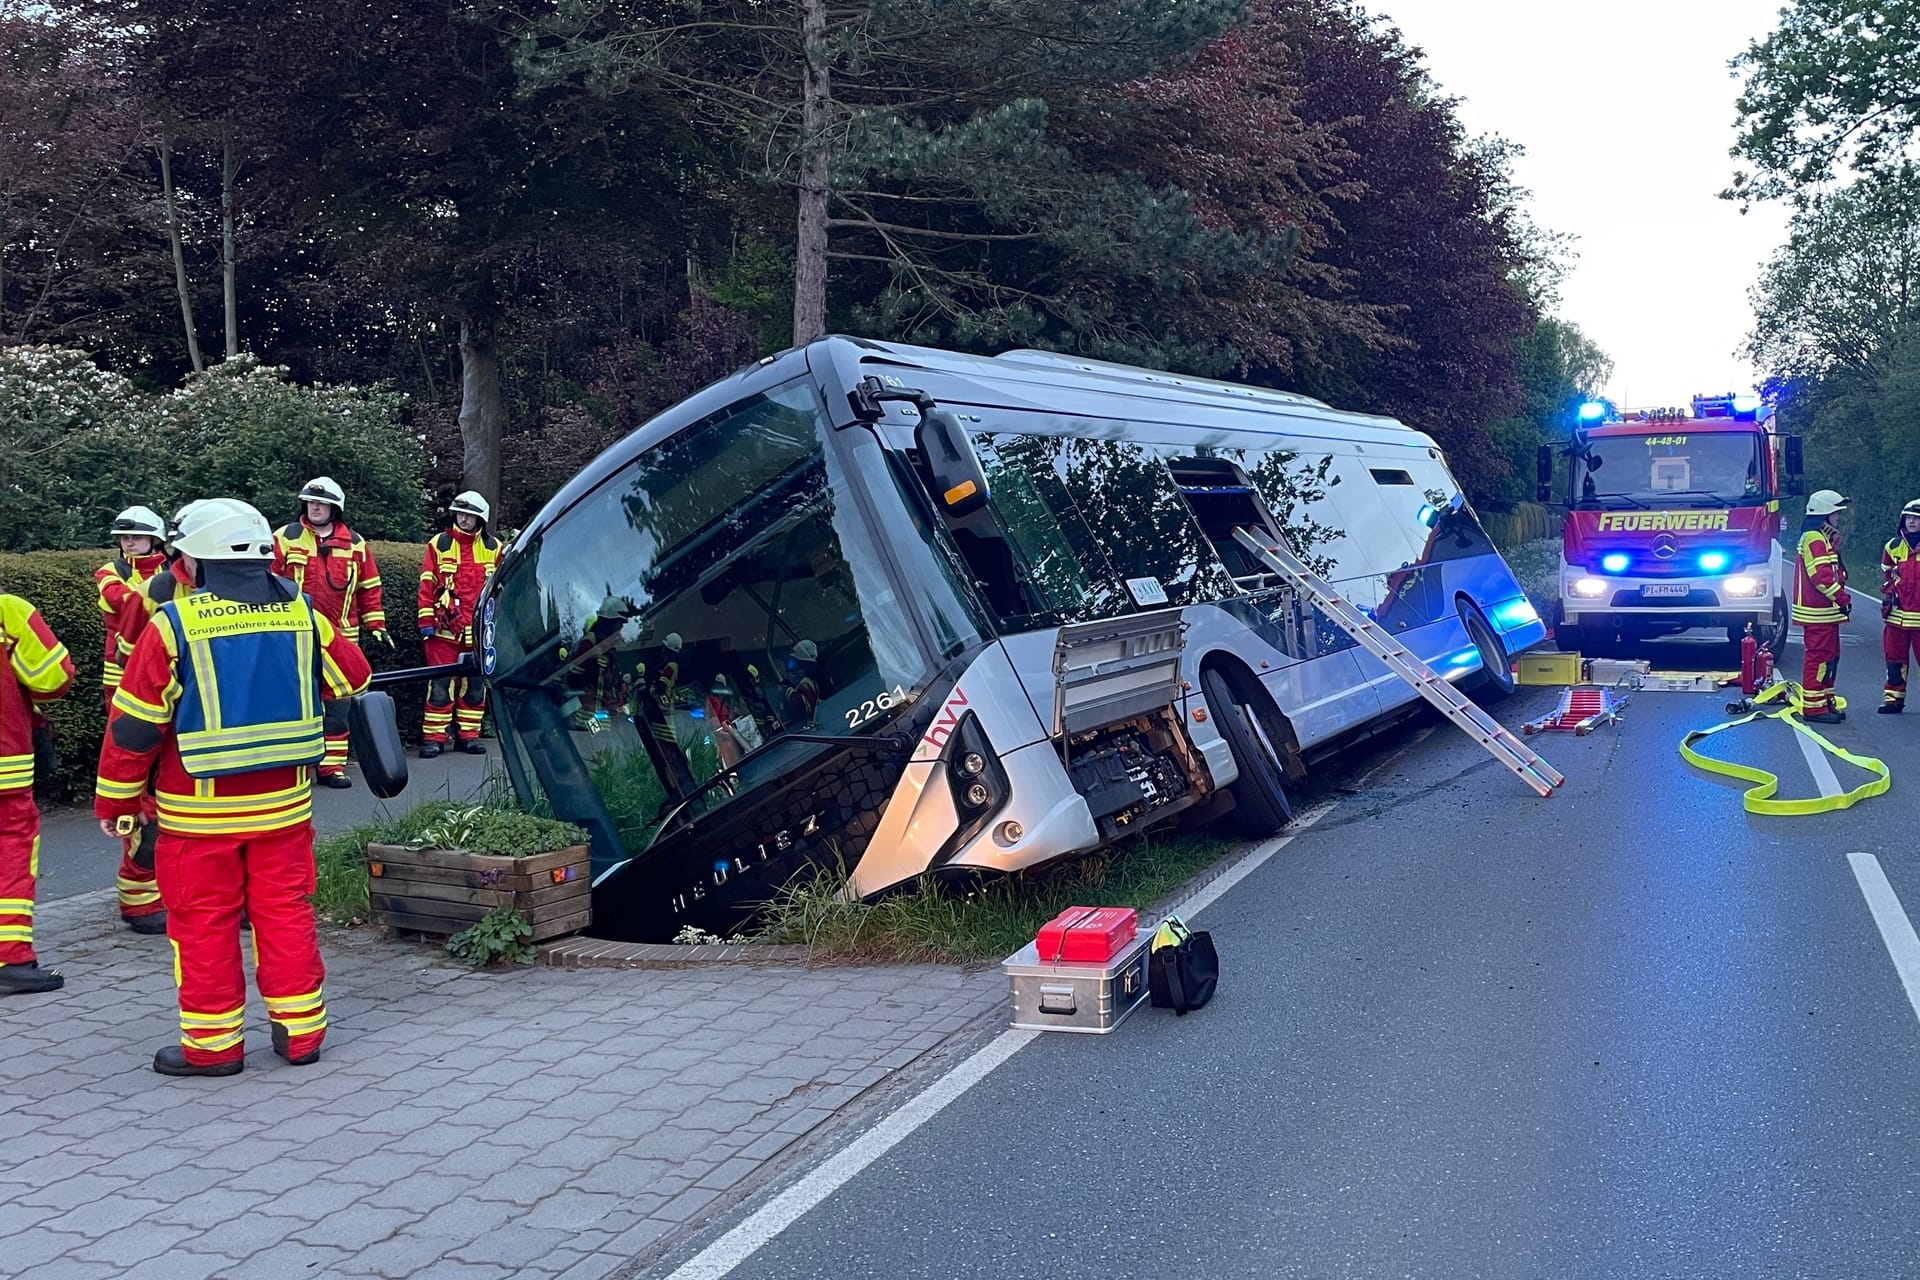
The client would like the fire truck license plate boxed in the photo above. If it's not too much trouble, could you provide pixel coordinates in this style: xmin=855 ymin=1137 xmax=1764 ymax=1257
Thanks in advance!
xmin=1641 ymin=583 xmax=1691 ymax=598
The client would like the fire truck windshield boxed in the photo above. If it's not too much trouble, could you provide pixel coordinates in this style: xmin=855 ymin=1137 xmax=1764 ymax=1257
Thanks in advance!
xmin=1575 ymin=432 xmax=1765 ymax=509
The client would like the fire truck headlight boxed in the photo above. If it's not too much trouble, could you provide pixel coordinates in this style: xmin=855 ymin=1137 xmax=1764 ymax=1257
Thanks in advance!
xmin=1600 ymin=553 xmax=1630 ymax=573
xmin=1697 ymin=551 xmax=1730 ymax=572
xmin=1724 ymin=575 xmax=1765 ymax=598
xmin=1572 ymin=577 xmax=1608 ymax=598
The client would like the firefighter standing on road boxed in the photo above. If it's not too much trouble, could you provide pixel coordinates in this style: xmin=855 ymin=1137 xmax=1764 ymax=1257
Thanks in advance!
xmin=94 ymin=506 xmax=171 ymax=934
xmin=416 ymin=491 xmax=499 ymax=757
xmin=0 ymin=588 xmax=75 ymax=996
xmin=272 ymin=477 xmax=387 ymax=787
xmin=95 ymin=499 xmax=371 ymax=1075
xmin=1794 ymin=489 xmax=1851 ymax=725
xmin=1879 ymin=499 xmax=1920 ymax=713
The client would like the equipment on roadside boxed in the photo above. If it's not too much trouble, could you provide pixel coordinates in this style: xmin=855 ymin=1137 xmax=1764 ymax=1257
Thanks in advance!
xmin=1680 ymin=683 xmax=1889 ymax=815
xmin=1004 ymin=922 xmax=1152 ymax=1034
xmin=1522 ymin=685 xmax=1627 ymax=736
xmin=1148 ymin=915 xmax=1219 ymax=1015
xmin=1231 ymin=527 xmax=1564 ymax=798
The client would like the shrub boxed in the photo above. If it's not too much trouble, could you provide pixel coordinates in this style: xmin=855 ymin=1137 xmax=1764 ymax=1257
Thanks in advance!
xmin=406 ymin=804 xmax=588 ymax=858
xmin=446 ymin=905 xmax=537 ymax=968
xmin=1 ymin=541 xmax=433 ymax=803
xmin=0 ymin=346 xmax=432 ymax=553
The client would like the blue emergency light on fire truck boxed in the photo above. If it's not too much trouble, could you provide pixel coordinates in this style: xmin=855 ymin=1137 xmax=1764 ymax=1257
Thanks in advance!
xmin=456 ymin=337 xmax=1546 ymax=942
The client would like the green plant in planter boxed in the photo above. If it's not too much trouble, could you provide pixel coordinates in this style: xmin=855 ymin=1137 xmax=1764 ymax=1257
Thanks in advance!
xmin=446 ymin=905 xmax=537 ymax=967
xmin=407 ymin=805 xmax=589 ymax=858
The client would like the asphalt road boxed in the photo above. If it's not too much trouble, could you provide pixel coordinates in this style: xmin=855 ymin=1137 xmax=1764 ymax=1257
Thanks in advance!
xmin=655 ymin=605 xmax=1920 ymax=1280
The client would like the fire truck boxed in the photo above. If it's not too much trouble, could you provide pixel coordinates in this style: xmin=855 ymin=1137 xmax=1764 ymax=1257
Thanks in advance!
xmin=1536 ymin=393 xmax=1803 ymax=654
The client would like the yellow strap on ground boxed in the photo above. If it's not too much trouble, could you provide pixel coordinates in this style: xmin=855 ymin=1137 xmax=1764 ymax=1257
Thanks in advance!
xmin=1678 ymin=682 xmax=1890 ymax=815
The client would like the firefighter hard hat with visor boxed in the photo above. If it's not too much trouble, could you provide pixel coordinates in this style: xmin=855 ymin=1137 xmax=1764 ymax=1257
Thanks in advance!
xmin=1902 ymin=499 xmax=1920 ymax=520
xmin=299 ymin=476 xmax=347 ymax=512
xmin=1806 ymin=490 xmax=1849 ymax=518
xmin=173 ymin=498 xmax=276 ymax=561
xmin=450 ymin=490 xmax=491 ymax=523
xmin=110 ymin=506 xmax=167 ymax=540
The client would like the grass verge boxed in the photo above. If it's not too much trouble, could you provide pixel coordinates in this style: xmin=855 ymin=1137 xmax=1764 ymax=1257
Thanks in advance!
xmin=753 ymin=827 xmax=1242 ymax=965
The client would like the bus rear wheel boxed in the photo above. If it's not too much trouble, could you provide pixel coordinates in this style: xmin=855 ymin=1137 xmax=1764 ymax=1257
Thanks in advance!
xmin=1201 ymin=667 xmax=1292 ymax=838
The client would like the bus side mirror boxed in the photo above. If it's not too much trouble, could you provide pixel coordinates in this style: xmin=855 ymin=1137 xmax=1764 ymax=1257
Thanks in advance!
xmin=1535 ymin=444 xmax=1554 ymax=504
xmin=916 ymin=410 xmax=991 ymax=518
xmin=1783 ymin=436 xmax=1805 ymax=496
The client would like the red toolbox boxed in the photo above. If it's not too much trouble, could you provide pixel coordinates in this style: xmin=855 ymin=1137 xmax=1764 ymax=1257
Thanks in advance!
xmin=1036 ymin=906 xmax=1139 ymax=964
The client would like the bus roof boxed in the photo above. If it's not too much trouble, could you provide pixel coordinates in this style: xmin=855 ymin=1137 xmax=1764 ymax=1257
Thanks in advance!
xmin=520 ymin=335 xmax=1445 ymax=549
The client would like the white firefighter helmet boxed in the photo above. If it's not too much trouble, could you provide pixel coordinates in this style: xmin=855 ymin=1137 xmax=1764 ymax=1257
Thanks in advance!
xmin=298 ymin=475 xmax=346 ymax=512
xmin=663 ymin=632 xmax=683 ymax=653
xmin=110 ymin=506 xmax=167 ymax=540
xmin=597 ymin=594 xmax=628 ymax=620
xmin=791 ymin=639 xmax=818 ymax=663
xmin=1806 ymin=490 xmax=1849 ymax=518
xmin=1902 ymin=498 xmax=1920 ymax=520
xmin=173 ymin=498 xmax=276 ymax=561
xmin=450 ymin=490 xmax=490 ymax=523
xmin=168 ymin=499 xmax=210 ymax=543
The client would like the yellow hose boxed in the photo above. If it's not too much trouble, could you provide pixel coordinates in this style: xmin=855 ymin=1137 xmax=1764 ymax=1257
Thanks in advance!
xmin=1678 ymin=682 xmax=1890 ymax=815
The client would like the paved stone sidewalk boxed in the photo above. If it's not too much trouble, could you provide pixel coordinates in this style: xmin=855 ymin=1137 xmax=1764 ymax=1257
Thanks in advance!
xmin=0 ymin=891 xmax=1001 ymax=1280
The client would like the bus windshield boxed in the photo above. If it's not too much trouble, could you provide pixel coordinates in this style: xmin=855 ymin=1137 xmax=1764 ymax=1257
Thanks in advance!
xmin=485 ymin=379 xmax=985 ymax=855
xmin=1575 ymin=431 xmax=1766 ymax=508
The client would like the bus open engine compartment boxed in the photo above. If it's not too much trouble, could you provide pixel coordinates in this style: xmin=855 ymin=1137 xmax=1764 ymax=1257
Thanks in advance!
xmin=1050 ymin=611 xmax=1205 ymax=841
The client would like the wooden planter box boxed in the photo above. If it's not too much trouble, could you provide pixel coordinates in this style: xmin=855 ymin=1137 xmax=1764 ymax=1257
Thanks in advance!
xmin=366 ymin=843 xmax=591 ymax=942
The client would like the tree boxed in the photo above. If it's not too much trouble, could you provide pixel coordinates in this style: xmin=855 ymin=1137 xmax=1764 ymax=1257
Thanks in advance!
xmin=1254 ymin=0 xmax=1540 ymax=493
xmin=0 ymin=10 xmax=153 ymax=353
xmin=1745 ymin=172 xmax=1920 ymax=382
xmin=1729 ymin=0 xmax=1920 ymax=204
xmin=524 ymin=0 xmax=1258 ymax=355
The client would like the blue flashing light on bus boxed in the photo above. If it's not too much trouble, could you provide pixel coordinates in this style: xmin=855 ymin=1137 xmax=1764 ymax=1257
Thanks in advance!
xmin=1601 ymin=552 xmax=1630 ymax=573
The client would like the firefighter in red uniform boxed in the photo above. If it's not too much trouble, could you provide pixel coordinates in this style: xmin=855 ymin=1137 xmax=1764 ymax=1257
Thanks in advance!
xmin=1879 ymin=499 xmax=1920 ymax=712
xmin=416 ymin=491 xmax=499 ymax=757
xmin=1793 ymin=489 xmax=1851 ymax=725
xmin=96 ymin=499 xmax=371 ymax=1074
xmin=94 ymin=506 xmax=171 ymax=933
xmin=0 ymin=588 xmax=76 ymax=995
xmin=271 ymin=477 xmax=388 ymax=788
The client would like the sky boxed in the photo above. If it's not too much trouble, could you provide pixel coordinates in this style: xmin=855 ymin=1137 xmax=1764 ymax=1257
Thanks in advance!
xmin=1375 ymin=0 xmax=1794 ymax=409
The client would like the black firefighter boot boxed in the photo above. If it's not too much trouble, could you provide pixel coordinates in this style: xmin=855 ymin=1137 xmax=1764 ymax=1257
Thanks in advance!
xmin=152 ymin=1046 xmax=243 ymax=1077
xmin=0 ymin=961 xmax=65 ymax=996
xmin=271 ymin=1022 xmax=321 ymax=1066
xmin=124 ymin=911 xmax=168 ymax=935
xmin=1882 ymin=665 xmax=1905 ymax=713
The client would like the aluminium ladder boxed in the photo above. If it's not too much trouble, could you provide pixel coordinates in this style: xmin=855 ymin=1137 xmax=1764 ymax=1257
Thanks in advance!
xmin=1229 ymin=527 xmax=1564 ymax=798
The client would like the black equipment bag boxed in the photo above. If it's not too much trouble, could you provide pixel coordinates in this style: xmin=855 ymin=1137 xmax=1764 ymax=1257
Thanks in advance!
xmin=345 ymin=691 xmax=410 ymax=799
xmin=1148 ymin=915 xmax=1220 ymax=1015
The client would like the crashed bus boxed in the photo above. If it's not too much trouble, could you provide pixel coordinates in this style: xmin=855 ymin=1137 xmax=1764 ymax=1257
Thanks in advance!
xmin=471 ymin=337 xmax=1547 ymax=941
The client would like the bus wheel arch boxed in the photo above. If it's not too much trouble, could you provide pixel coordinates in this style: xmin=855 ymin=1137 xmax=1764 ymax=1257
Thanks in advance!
xmin=1456 ymin=594 xmax=1516 ymax=699
xmin=1197 ymin=657 xmax=1297 ymax=836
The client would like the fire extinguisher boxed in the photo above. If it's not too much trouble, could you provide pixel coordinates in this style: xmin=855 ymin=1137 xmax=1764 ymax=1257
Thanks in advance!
xmin=1741 ymin=623 xmax=1759 ymax=696
xmin=1757 ymin=639 xmax=1775 ymax=688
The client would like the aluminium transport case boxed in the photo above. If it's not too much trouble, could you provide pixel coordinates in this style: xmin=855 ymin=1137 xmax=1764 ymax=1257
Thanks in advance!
xmin=1003 ymin=928 xmax=1152 ymax=1033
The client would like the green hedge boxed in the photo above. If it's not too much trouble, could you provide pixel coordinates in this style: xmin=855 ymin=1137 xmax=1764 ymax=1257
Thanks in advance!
xmin=1 ymin=541 xmax=438 ymax=804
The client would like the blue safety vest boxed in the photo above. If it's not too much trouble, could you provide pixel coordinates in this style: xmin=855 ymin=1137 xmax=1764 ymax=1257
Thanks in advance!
xmin=157 ymin=592 xmax=326 ymax=777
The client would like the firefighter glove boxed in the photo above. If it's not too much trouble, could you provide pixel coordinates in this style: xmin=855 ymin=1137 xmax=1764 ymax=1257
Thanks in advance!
xmin=1883 ymin=599 xmax=1894 ymax=620
xmin=419 ymin=625 xmax=436 ymax=639
xmin=373 ymin=629 xmax=396 ymax=650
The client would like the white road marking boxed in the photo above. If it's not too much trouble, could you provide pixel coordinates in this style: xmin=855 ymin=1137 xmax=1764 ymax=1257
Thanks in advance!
xmin=664 ymin=804 xmax=1342 ymax=1279
xmin=1795 ymin=723 xmax=1845 ymax=799
xmin=1847 ymin=852 xmax=1920 ymax=1026
xmin=1850 ymin=588 xmax=1882 ymax=604
xmin=663 ymin=1027 xmax=1038 ymax=1280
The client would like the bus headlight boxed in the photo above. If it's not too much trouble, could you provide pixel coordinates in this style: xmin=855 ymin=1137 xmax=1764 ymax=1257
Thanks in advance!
xmin=1572 ymin=577 xmax=1607 ymax=598
xmin=1724 ymin=575 xmax=1765 ymax=598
